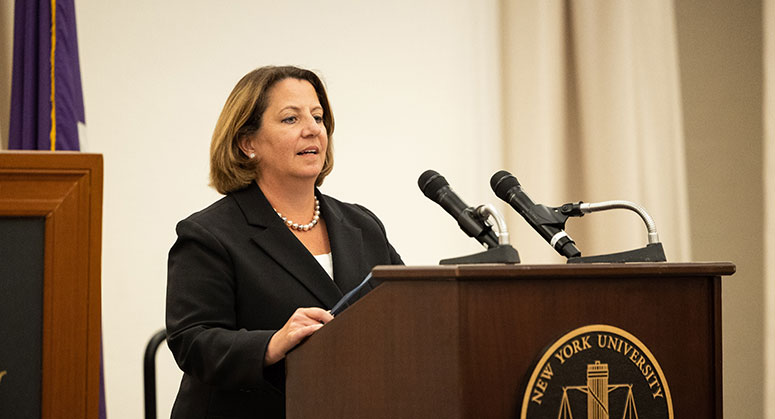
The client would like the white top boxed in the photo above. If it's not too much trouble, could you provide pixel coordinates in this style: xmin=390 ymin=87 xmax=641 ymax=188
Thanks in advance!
xmin=313 ymin=252 xmax=334 ymax=280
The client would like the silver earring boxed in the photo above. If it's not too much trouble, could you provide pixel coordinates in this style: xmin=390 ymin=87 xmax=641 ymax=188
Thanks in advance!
xmin=249 ymin=153 xmax=256 ymax=159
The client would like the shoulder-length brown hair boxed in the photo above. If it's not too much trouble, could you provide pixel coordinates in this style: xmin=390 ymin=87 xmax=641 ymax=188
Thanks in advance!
xmin=209 ymin=66 xmax=335 ymax=194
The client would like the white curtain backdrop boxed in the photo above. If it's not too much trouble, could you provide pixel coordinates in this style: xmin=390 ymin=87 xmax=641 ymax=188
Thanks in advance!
xmin=501 ymin=0 xmax=690 ymax=263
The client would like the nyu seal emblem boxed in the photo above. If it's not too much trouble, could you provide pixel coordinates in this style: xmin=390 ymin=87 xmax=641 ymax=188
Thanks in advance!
xmin=520 ymin=325 xmax=673 ymax=419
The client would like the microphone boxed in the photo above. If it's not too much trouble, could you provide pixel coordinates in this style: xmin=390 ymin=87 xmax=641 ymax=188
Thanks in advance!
xmin=490 ymin=170 xmax=581 ymax=258
xmin=418 ymin=170 xmax=499 ymax=248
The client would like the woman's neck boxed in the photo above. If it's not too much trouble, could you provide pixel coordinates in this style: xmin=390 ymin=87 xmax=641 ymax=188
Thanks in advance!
xmin=258 ymin=176 xmax=318 ymax=221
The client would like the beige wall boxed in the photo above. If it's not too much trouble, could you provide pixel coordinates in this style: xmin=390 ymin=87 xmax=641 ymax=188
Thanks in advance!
xmin=72 ymin=1 xmax=501 ymax=417
xmin=675 ymin=0 xmax=765 ymax=417
xmin=765 ymin=0 xmax=775 ymax=416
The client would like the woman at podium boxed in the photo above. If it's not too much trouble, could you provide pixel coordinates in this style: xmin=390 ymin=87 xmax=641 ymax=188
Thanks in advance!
xmin=166 ymin=65 xmax=403 ymax=418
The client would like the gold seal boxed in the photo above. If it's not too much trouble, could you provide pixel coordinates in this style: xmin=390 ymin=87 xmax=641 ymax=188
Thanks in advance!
xmin=520 ymin=324 xmax=673 ymax=419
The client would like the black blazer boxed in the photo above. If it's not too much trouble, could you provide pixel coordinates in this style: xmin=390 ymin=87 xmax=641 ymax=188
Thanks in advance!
xmin=166 ymin=181 xmax=402 ymax=419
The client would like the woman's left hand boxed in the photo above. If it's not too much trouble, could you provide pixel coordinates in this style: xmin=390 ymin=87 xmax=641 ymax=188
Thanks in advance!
xmin=264 ymin=307 xmax=333 ymax=366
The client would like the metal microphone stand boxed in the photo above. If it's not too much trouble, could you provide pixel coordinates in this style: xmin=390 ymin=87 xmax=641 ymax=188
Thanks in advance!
xmin=439 ymin=204 xmax=521 ymax=265
xmin=559 ymin=200 xmax=667 ymax=263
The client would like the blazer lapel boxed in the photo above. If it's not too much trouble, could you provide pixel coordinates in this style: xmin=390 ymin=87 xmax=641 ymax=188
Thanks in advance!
xmin=231 ymin=182 xmax=344 ymax=309
xmin=320 ymin=193 xmax=366 ymax=296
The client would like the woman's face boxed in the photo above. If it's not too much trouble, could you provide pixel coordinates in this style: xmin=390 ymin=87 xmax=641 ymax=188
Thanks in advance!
xmin=244 ymin=78 xmax=328 ymax=186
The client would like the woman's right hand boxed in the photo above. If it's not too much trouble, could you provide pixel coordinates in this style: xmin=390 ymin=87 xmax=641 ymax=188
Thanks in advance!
xmin=264 ymin=307 xmax=334 ymax=366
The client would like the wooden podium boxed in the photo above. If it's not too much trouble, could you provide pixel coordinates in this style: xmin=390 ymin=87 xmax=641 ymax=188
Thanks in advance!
xmin=286 ymin=263 xmax=735 ymax=418
xmin=0 ymin=152 xmax=103 ymax=419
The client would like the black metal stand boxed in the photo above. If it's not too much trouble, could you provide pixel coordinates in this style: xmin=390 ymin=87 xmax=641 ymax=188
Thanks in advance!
xmin=439 ymin=244 xmax=521 ymax=265
xmin=567 ymin=242 xmax=667 ymax=264
xmin=144 ymin=329 xmax=168 ymax=419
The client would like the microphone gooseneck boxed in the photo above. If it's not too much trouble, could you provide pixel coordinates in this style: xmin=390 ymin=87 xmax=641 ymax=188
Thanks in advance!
xmin=419 ymin=170 xmax=499 ymax=249
xmin=474 ymin=204 xmax=510 ymax=246
xmin=560 ymin=200 xmax=660 ymax=245
xmin=490 ymin=170 xmax=581 ymax=258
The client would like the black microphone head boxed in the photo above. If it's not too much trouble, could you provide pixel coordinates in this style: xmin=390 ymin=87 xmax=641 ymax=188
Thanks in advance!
xmin=418 ymin=170 xmax=450 ymax=201
xmin=490 ymin=170 xmax=520 ymax=200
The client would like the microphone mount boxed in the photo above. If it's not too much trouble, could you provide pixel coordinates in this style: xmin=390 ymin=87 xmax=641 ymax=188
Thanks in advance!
xmin=559 ymin=200 xmax=660 ymax=244
xmin=556 ymin=200 xmax=667 ymax=263
xmin=438 ymin=203 xmax=520 ymax=265
xmin=473 ymin=203 xmax=511 ymax=246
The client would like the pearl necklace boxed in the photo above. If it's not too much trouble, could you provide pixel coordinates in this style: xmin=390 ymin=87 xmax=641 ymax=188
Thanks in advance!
xmin=274 ymin=197 xmax=320 ymax=232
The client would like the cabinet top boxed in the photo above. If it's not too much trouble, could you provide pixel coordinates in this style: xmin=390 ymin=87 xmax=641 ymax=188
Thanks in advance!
xmin=0 ymin=151 xmax=102 ymax=170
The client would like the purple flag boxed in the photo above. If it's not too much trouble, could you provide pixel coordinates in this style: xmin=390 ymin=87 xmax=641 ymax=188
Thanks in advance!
xmin=9 ymin=0 xmax=85 ymax=151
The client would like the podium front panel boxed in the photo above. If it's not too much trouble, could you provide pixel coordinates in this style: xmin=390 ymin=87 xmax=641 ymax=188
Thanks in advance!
xmin=286 ymin=263 xmax=733 ymax=419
